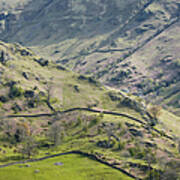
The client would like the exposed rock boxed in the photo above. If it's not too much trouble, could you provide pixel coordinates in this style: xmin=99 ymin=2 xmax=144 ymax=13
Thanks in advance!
xmin=0 ymin=95 xmax=8 ymax=103
xmin=22 ymin=72 xmax=29 ymax=80
xmin=0 ymin=51 xmax=5 ymax=64
xmin=143 ymin=141 xmax=157 ymax=148
xmin=56 ymin=65 xmax=67 ymax=71
xmin=54 ymin=162 xmax=63 ymax=166
xmin=6 ymin=81 xmax=16 ymax=87
xmin=11 ymin=103 xmax=22 ymax=112
xmin=34 ymin=169 xmax=40 ymax=173
xmin=74 ymin=85 xmax=79 ymax=92
xmin=108 ymin=91 xmax=121 ymax=101
xmin=129 ymin=128 xmax=143 ymax=137
xmin=24 ymin=90 xmax=34 ymax=98
xmin=125 ymin=122 xmax=134 ymax=127
xmin=20 ymin=49 xmax=32 ymax=56
xmin=78 ymin=75 xmax=99 ymax=86
xmin=34 ymin=58 xmax=49 ymax=66
xmin=0 ymin=51 xmax=10 ymax=64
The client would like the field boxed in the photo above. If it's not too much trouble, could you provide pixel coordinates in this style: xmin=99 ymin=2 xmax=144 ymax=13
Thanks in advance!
xmin=0 ymin=154 xmax=132 ymax=180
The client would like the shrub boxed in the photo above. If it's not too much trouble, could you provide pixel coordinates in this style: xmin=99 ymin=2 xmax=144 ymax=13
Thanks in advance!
xmin=76 ymin=117 xmax=83 ymax=127
xmin=88 ymin=116 xmax=101 ymax=128
xmin=148 ymin=105 xmax=162 ymax=120
xmin=0 ymin=95 xmax=8 ymax=103
xmin=48 ymin=122 xmax=63 ymax=146
xmin=19 ymin=136 xmax=37 ymax=158
xmin=117 ymin=141 xmax=125 ymax=151
xmin=9 ymin=86 xmax=23 ymax=99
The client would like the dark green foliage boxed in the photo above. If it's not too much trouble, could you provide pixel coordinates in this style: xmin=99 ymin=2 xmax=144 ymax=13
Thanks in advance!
xmin=8 ymin=85 xmax=23 ymax=99
xmin=0 ymin=95 xmax=8 ymax=103
xmin=110 ymin=70 xmax=131 ymax=83
xmin=128 ymin=147 xmax=137 ymax=157
xmin=11 ymin=103 xmax=22 ymax=113
xmin=117 ymin=141 xmax=125 ymax=151
xmin=24 ymin=90 xmax=34 ymax=98
xmin=78 ymin=75 xmax=100 ymax=86
xmin=88 ymin=115 xmax=101 ymax=128
xmin=128 ymin=146 xmax=154 ymax=160
xmin=76 ymin=117 xmax=83 ymax=127
xmin=108 ymin=91 xmax=121 ymax=101
xmin=96 ymin=139 xmax=115 ymax=149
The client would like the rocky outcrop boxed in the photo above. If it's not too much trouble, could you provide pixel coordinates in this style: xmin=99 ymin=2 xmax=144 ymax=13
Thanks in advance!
xmin=0 ymin=50 xmax=11 ymax=64
xmin=34 ymin=58 xmax=48 ymax=66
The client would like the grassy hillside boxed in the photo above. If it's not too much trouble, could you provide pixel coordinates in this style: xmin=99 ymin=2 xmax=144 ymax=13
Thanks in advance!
xmin=0 ymin=0 xmax=179 ymax=115
xmin=0 ymin=41 xmax=179 ymax=179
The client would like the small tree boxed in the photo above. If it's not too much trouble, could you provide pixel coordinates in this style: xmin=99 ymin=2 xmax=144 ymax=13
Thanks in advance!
xmin=144 ymin=148 xmax=157 ymax=180
xmin=160 ymin=161 xmax=180 ymax=180
xmin=147 ymin=105 xmax=162 ymax=126
xmin=148 ymin=105 xmax=162 ymax=120
xmin=20 ymin=136 xmax=37 ymax=158
xmin=15 ymin=122 xmax=30 ymax=142
xmin=3 ymin=119 xmax=16 ymax=139
xmin=45 ymin=81 xmax=56 ymax=112
xmin=48 ymin=122 xmax=63 ymax=146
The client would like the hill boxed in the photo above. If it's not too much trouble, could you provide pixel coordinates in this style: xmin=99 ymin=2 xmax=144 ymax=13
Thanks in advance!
xmin=0 ymin=0 xmax=179 ymax=115
xmin=0 ymin=41 xmax=179 ymax=179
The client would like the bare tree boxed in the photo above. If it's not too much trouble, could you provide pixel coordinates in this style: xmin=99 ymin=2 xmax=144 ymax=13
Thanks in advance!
xmin=45 ymin=81 xmax=56 ymax=112
xmin=14 ymin=122 xmax=31 ymax=142
xmin=148 ymin=106 xmax=162 ymax=120
xmin=160 ymin=161 xmax=180 ymax=180
xmin=19 ymin=136 xmax=37 ymax=158
xmin=144 ymin=148 xmax=157 ymax=180
xmin=104 ymin=123 xmax=120 ymax=148
xmin=48 ymin=121 xmax=63 ymax=146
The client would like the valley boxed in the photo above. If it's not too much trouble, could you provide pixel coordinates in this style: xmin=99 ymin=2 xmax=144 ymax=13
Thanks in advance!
xmin=0 ymin=0 xmax=179 ymax=179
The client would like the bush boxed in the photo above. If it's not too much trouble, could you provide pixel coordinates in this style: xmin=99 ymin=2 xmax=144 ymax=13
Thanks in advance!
xmin=0 ymin=95 xmax=8 ymax=103
xmin=117 ymin=141 xmax=125 ymax=151
xmin=148 ymin=105 xmax=162 ymax=120
xmin=76 ymin=117 xmax=83 ymax=127
xmin=128 ymin=146 xmax=147 ymax=159
xmin=8 ymin=86 xmax=23 ymax=99
xmin=88 ymin=116 xmax=101 ymax=128
xmin=128 ymin=147 xmax=137 ymax=157
xmin=19 ymin=136 xmax=37 ymax=158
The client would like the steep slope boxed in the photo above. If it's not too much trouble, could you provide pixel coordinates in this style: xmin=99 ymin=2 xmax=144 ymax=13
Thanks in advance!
xmin=0 ymin=0 xmax=180 ymax=115
xmin=0 ymin=41 xmax=180 ymax=179
xmin=0 ymin=0 xmax=29 ymax=11
xmin=0 ymin=0 xmax=29 ymax=33
xmin=1 ymin=0 xmax=144 ymax=45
